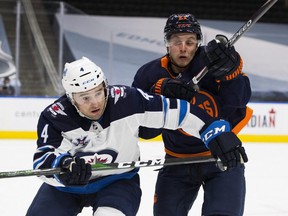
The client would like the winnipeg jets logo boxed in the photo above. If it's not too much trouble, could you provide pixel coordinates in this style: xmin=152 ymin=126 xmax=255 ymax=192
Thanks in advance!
xmin=49 ymin=102 xmax=67 ymax=116
xmin=72 ymin=135 xmax=90 ymax=147
xmin=87 ymin=154 xmax=113 ymax=164
xmin=92 ymin=149 xmax=118 ymax=163
xmin=75 ymin=149 xmax=118 ymax=164
xmin=110 ymin=86 xmax=126 ymax=104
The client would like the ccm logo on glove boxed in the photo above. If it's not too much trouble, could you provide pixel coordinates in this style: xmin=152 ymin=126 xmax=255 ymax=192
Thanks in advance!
xmin=200 ymin=119 xmax=230 ymax=148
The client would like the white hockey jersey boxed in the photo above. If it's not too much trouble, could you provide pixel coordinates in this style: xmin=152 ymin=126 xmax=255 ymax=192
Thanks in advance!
xmin=33 ymin=85 xmax=210 ymax=194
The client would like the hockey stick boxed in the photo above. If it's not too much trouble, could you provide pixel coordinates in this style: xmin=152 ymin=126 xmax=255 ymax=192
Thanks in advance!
xmin=0 ymin=156 xmax=218 ymax=179
xmin=191 ymin=0 xmax=278 ymax=86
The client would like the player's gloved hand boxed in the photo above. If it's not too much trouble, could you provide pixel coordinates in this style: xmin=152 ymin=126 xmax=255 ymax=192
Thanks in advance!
xmin=150 ymin=78 xmax=197 ymax=102
xmin=57 ymin=157 xmax=92 ymax=186
xmin=200 ymin=119 xmax=248 ymax=169
xmin=201 ymin=34 xmax=243 ymax=81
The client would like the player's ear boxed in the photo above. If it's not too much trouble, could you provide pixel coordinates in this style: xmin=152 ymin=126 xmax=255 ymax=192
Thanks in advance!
xmin=166 ymin=47 xmax=170 ymax=54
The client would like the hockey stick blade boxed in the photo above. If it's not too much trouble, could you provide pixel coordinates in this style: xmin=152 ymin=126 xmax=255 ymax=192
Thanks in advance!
xmin=0 ymin=156 xmax=217 ymax=179
xmin=191 ymin=0 xmax=278 ymax=85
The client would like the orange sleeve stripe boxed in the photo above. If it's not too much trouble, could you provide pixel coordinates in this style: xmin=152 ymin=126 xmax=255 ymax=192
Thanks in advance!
xmin=224 ymin=56 xmax=243 ymax=81
xmin=153 ymin=78 xmax=166 ymax=95
xmin=232 ymin=106 xmax=253 ymax=134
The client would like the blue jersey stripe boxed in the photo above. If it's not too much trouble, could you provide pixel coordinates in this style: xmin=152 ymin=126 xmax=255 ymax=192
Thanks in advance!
xmin=178 ymin=100 xmax=187 ymax=126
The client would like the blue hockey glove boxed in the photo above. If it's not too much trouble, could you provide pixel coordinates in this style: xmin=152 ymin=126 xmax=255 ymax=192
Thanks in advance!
xmin=201 ymin=34 xmax=243 ymax=81
xmin=57 ymin=157 xmax=92 ymax=185
xmin=200 ymin=119 xmax=248 ymax=169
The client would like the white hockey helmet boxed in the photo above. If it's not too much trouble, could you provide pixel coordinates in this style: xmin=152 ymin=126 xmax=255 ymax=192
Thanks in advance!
xmin=62 ymin=57 xmax=107 ymax=95
xmin=62 ymin=57 xmax=109 ymax=118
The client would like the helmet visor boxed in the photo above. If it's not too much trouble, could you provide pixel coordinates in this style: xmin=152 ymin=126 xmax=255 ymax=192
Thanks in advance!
xmin=73 ymin=85 xmax=106 ymax=105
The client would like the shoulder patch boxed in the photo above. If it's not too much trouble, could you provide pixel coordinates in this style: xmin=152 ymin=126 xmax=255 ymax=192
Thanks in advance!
xmin=48 ymin=102 xmax=67 ymax=116
xmin=110 ymin=86 xmax=126 ymax=104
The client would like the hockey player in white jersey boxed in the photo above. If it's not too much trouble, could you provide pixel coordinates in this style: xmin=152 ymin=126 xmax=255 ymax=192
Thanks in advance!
xmin=26 ymin=57 xmax=247 ymax=216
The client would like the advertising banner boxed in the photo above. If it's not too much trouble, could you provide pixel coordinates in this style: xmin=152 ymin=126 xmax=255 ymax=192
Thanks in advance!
xmin=0 ymin=98 xmax=287 ymax=142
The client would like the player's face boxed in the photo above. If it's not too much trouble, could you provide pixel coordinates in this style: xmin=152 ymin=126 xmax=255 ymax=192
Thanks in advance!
xmin=73 ymin=84 xmax=106 ymax=120
xmin=167 ymin=33 xmax=198 ymax=72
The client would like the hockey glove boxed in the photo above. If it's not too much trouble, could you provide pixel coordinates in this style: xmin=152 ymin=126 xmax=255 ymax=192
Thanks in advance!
xmin=200 ymin=119 xmax=248 ymax=169
xmin=201 ymin=34 xmax=243 ymax=81
xmin=57 ymin=157 xmax=92 ymax=186
xmin=150 ymin=78 xmax=197 ymax=102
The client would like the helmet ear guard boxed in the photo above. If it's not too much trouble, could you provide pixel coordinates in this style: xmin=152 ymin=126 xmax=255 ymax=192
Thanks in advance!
xmin=164 ymin=13 xmax=203 ymax=46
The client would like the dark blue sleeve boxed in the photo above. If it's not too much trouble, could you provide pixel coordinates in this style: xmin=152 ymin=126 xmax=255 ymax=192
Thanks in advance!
xmin=132 ymin=58 xmax=167 ymax=92
xmin=34 ymin=113 xmax=61 ymax=169
xmin=34 ymin=97 xmax=86 ymax=170
xmin=218 ymin=74 xmax=252 ymax=127
xmin=219 ymin=75 xmax=251 ymax=108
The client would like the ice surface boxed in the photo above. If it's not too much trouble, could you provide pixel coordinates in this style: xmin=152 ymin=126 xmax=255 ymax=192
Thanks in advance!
xmin=0 ymin=140 xmax=287 ymax=215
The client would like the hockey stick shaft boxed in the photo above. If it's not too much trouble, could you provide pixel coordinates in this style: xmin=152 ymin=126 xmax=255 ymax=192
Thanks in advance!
xmin=192 ymin=0 xmax=278 ymax=85
xmin=0 ymin=156 xmax=217 ymax=179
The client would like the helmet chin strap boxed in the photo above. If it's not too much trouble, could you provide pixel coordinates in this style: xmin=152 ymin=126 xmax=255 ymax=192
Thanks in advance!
xmin=67 ymin=93 xmax=88 ymax=119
